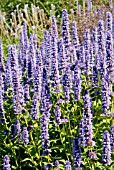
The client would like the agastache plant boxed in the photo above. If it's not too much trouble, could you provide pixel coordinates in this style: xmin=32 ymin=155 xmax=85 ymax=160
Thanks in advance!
xmin=110 ymin=125 xmax=114 ymax=151
xmin=62 ymin=9 xmax=71 ymax=64
xmin=73 ymin=60 xmax=81 ymax=101
xmin=64 ymin=161 xmax=71 ymax=170
xmin=62 ymin=64 xmax=72 ymax=102
xmin=3 ymin=155 xmax=11 ymax=170
xmin=24 ymin=84 xmax=30 ymax=102
xmin=58 ymin=38 xmax=67 ymax=75
xmin=27 ymin=34 xmax=36 ymax=83
xmin=72 ymin=137 xmax=82 ymax=169
xmin=106 ymin=31 xmax=114 ymax=76
xmin=0 ymin=41 xmax=5 ymax=98
xmin=72 ymin=21 xmax=80 ymax=50
xmin=0 ymin=41 xmax=5 ymax=121
xmin=79 ymin=118 xmax=85 ymax=147
xmin=50 ymin=15 xmax=60 ymax=93
xmin=11 ymin=120 xmax=21 ymax=138
xmin=54 ymin=160 xmax=59 ymax=169
xmin=83 ymin=29 xmax=91 ymax=79
xmin=40 ymin=67 xmax=51 ymax=119
xmin=102 ymin=130 xmax=111 ymax=166
xmin=31 ymin=92 xmax=38 ymax=120
xmin=55 ymin=105 xmax=61 ymax=126
xmin=22 ymin=127 xmax=29 ymax=145
xmin=97 ymin=19 xmax=107 ymax=80
xmin=101 ymin=77 xmax=110 ymax=115
xmin=44 ymin=30 xmax=51 ymax=77
xmin=40 ymin=113 xmax=50 ymax=149
xmin=82 ymin=89 xmax=95 ymax=147
xmin=9 ymin=45 xmax=22 ymax=114
xmin=5 ymin=55 xmax=12 ymax=88
xmin=106 ymin=12 xmax=113 ymax=32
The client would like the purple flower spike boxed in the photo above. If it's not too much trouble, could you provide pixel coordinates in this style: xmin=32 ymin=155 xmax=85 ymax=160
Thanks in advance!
xmin=102 ymin=130 xmax=111 ymax=166
xmin=54 ymin=160 xmax=59 ymax=169
xmin=3 ymin=155 xmax=11 ymax=170
xmin=22 ymin=127 xmax=29 ymax=145
xmin=62 ymin=64 xmax=72 ymax=102
xmin=74 ymin=60 xmax=81 ymax=101
xmin=72 ymin=21 xmax=80 ymax=49
xmin=31 ymin=92 xmax=38 ymax=120
xmin=89 ymin=151 xmax=97 ymax=159
xmin=106 ymin=12 xmax=112 ymax=32
xmin=97 ymin=19 xmax=107 ymax=80
xmin=110 ymin=125 xmax=114 ymax=151
xmin=40 ymin=113 xmax=49 ymax=149
xmin=64 ymin=161 xmax=71 ymax=170
xmin=72 ymin=137 xmax=82 ymax=169
xmin=55 ymin=105 xmax=61 ymax=126
xmin=58 ymin=38 xmax=67 ymax=75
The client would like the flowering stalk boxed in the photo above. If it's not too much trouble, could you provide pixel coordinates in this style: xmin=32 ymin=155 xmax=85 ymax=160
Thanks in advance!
xmin=55 ymin=105 xmax=61 ymax=126
xmin=54 ymin=160 xmax=59 ymax=169
xmin=102 ymin=130 xmax=111 ymax=166
xmin=72 ymin=137 xmax=82 ymax=169
xmin=64 ymin=161 xmax=71 ymax=170
xmin=106 ymin=12 xmax=112 ymax=32
xmin=44 ymin=30 xmax=51 ymax=77
xmin=11 ymin=120 xmax=21 ymax=138
xmin=3 ymin=155 xmax=11 ymax=170
xmin=22 ymin=127 xmax=29 ymax=145
xmin=50 ymin=16 xmax=60 ymax=93
xmin=101 ymin=77 xmax=110 ymax=115
xmin=82 ymin=89 xmax=95 ymax=147
xmin=31 ymin=92 xmax=38 ymax=120
xmin=62 ymin=64 xmax=72 ymax=102
xmin=106 ymin=31 xmax=114 ymax=75
xmin=24 ymin=84 xmax=30 ymax=102
xmin=83 ymin=29 xmax=91 ymax=79
xmin=74 ymin=60 xmax=81 ymax=101
xmin=97 ymin=19 xmax=107 ymax=80
xmin=40 ymin=113 xmax=49 ymax=149
xmin=110 ymin=125 xmax=114 ymax=151
xmin=9 ymin=45 xmax=22 ymax=114
xmin=58 ymin=38 xmax=67 ymax=75
xmin=27 ymin=34 xmax=36 ymax=82
xmin=62 ymin=9 xmax=71 ymax=64
xmin=72 ymin=21 xmax=80 ymax=50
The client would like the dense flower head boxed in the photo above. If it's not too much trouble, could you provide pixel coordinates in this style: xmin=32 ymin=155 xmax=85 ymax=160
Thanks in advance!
xmin=106 ymin=31 xmax=114 ymax=74
xmin=102 ymin=130 xmax=111 ymax=166
xmin=50 ymin=23 xmax=60 ymax=92
xmin=3 ymin=155 xmax=11 ymax=170
xmin=55 ymin=105 xmax=61 ymax=126
xmin=106 ymin=12 xmax=112 ymax=32
xmin=24 ymin=84 xmax=30 ymax=102
xmin=72 ymin=137 xmax=82 ymax=168
xmin=54 ymin=160 xmax=59 ymax=169
xmin=92 ymin=65 xmax=98 ymax=89
xmin=101 ymin=78 xmax=110 ymax=115
xmin=97 ymin=19 xmax=107 ymax=79
xmin=110 ymin=125 xmax=114 ymax=151
xmin=62 ymin=64 xmax=72 ymax=102
xmin=58 ymin=38 xmax=67 ymax=75
xmin=40 ymin=113 xmax=49 ymax=149
xmin=64 ymin=160 xmax=71 ymax=170
xmin=22 ymin=127 xmax=29 ymax=145
xmin=89 ymin=151 xmax=97 ymax=159
xmin=72 ymin=21 xmax=80 ymax=49
xmin=9 ymin=45 xmax=22 ymax=114
xmin=44 ymin=30 xmax=51 ymax=76
xmin=31 ymin=92 xmax=38 ymax=120
xmin=74 ymin=60 xmax=81 ymax=101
